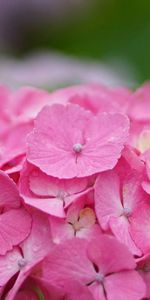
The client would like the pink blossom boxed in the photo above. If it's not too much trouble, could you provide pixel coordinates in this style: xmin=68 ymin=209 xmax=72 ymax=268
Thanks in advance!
xmin=41 ymin=236 xmax=146 ymax=300
xmin=27 ymin=103 xmax=129 ymax=178
xmin=50 ymin=194 xmax=101 ymax=244
xmin=1 ymin=83 xmax=150 ymax=299
xmin=94 ymin=159 xmax=147 ymax=255
xmin=0 ymin=211 xmax=52 ymax=299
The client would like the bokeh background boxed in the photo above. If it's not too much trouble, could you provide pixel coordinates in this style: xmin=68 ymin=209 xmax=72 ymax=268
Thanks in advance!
xmin=0 ymin=0 xmax=150 ymax=89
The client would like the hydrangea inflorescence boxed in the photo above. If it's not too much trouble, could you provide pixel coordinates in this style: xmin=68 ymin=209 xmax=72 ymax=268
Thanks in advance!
xmin=1 ymin=83 xmax=150 ymax=299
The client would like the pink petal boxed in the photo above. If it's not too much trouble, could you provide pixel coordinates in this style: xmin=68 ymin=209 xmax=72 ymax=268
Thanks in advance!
xmin=94 ymin=171 xmax=123 ymax=230
xmin=139 ymin=272 xmax=150 ymax=299
xmin=29 ymin=166 xmax=88 ymax=197
xmin=11 ymin=87 xmax=51 ymax=121
xmin=87 ymin=235 xmax=135 ymax=275
xmin=0 ymin=170 xmax=21 ymax=209
xmin=21 ymin=210 xmax=52 ymax=264
xmin=137 ymin=129 xmax=150 ymax=153
xmin=63 ymin=280 xmax=95 ymax=300
xmin=75 ymin=112 xmax=129 ymax=178
xmin=19 ymin=163 xmax=65 ymax=217
xmin=6 ymin=212 xmax=52 ymax=300
xmin=130 ymin=202 xmax=150 ymax=253
xmin=142 ymin=180 xmax=150 ymax=194
xmin=122 ymin=145 xmax=144 ymax=172
xmin=88 ymin=283 xmax=106 ymax=300
xmin=49 ymin=217 xmax=74 ymax=244
xmin=122 ymin=171 xmax=146 ymax=211
xmin=105 ymin=271 xmax=146 ymax=300
xmin=109 ymin=216 xmax=141 ymax=256
xmin=142 ymin=149 xmax=150 ymax=179
xmin=42 ymin=238 xmax=95 ymax=286
xmin=0 ymin=208 xmax=32 ymax=255
xmin=66 ymin=199 xmax=85 ymax=224
xmin=22 ymin=196 xmax=65 ymax=218
xmin=76 ymin=224 xmax=102 ymax=241
xmin=0 ymin=121 xmax=33 ymax=168
xmin=77 ymin=207 xmax=96 ymax=228
xmin=0 ymin=247 xmax=21 ymax=286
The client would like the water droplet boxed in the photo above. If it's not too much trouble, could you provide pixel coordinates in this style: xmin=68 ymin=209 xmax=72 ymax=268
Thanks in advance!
xmin=7 ymin=265 xmax=12 ymax=270
xmin=33 ymin=245 xmax=40 ymax=252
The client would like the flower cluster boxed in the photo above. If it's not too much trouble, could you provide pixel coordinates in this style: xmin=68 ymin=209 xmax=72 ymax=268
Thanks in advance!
xmin=1 ymin=83 xmax=150 ymax=299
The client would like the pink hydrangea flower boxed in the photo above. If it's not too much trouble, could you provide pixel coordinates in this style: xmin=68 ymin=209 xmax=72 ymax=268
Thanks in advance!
xmin=27 ymin=103 xmax=129 ymax=178
xmin=50 ymin=194 xmax=101 ymax=244
xmin=0 ymin=211 xmax=52 ymax=299
xmin=94 ymin=156 xmax=147 ymax=255
xmin=41 ymin=236 xmax=146 ymax=300
xmin=2 ymin=82 xmax=150 ymax=299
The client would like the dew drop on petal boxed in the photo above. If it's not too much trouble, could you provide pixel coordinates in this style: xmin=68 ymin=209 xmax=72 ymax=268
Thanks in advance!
xmin=33 ymin=245 xmax=40 ymax=252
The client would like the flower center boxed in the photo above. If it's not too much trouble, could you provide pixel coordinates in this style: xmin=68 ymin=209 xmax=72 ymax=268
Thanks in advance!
xmin=18 ymin=258 xmax=27 ymax=269
xmin=57 ymin=190 xmax=65 ymax=200
xmin=95 ymin=272 xmax=104 ymax=283
xmin=73 ymin=143 xmax=83 ymax=153
xmin=123 ymin=207 xmax=132 ymax=217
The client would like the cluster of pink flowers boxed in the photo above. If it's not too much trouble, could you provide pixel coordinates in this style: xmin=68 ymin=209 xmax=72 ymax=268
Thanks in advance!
xmin=1 ymin=83 xmax=150 ymax=299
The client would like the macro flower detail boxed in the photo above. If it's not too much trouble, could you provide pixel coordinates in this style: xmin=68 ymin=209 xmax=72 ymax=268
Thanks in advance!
xmin=27 ymin=103 xmax=129 ymax=178
xmin=42 ymin=236 xmax=146 ymax=300
xmin=1 ymin=83 xmax=150 ymax=299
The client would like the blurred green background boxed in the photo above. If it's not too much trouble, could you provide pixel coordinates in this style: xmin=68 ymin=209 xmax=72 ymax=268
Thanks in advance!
xmin=0 ymin=0 xmax=150 ymax=86
xmin=21 ymin=0 xmax=150 ymax=84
